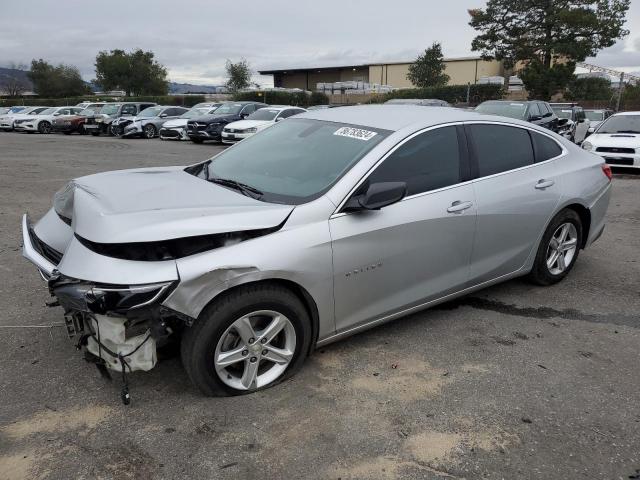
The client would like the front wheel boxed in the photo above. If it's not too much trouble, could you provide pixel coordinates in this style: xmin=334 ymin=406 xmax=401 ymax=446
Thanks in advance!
xmin=181 ymin=284 xmax=312 ymax=396
xmin=143 ymin=124 xmax=157 ymax=139
xmin=528 ymin=209 xmax=582 ymax=286
xmin=38 ymin=121 xmax=51 ymax=134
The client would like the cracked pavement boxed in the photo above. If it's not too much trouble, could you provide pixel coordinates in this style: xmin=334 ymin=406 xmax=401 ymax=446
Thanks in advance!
xmin=0 ymin=133 xmax=639 ymax=479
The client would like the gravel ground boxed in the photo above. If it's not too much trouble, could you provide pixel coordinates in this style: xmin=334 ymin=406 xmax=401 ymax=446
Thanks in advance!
xmin=0 ymin=132 xmax=639 ymax=480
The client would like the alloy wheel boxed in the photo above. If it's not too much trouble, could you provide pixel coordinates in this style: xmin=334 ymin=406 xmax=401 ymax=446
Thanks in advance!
xmin=39 ymin=122 xmax=51 ymax=134
xmin=144 ymin=125 xmax=156 ymax=138
xmin=214 ymin=310 xmax=296 ymax=391
xmin=546 ymin=222 xmax=578 ymax=275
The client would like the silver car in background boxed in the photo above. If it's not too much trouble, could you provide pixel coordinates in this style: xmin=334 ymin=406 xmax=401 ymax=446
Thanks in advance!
xmin=121 ymin=105 xmax=190 ymax=139
xmin=22 ymin=106 xmax=611 ymax=399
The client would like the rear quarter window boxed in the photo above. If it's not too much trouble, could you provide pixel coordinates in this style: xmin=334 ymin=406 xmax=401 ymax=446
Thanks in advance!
xmin=531 ymin=131 xmax=563 ymax=162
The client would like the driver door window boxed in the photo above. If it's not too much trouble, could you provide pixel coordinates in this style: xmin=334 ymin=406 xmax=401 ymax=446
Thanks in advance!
xmin=366 ymin=126 xmax=464 ymax=195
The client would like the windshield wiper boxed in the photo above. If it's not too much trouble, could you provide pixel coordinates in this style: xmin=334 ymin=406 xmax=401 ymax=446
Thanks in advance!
xmin=209 ymin=177 xmax=263 ymax=199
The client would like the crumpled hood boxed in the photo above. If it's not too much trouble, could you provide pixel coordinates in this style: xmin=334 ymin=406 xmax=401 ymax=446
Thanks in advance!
xmin=71 ymin=166 xmax=294 ymax=243
xmin=589 ymin=133 xmax=640 ymax=149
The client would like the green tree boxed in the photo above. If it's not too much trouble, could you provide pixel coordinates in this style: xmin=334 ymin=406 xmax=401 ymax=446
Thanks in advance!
xmin=225 ymin=59 xmax=252 ymax=93
xmin=28 ymin=59 xmax=90 ymax=97
xmin=469 ymin=0 xmax=630 ymax=99
xmin=406 ymin=43 xmax=450 ymax=88
xmin=566 ymin=76 xmax=613 ymax=100
xmin=94 ymin=49 xmax=168 ymax=96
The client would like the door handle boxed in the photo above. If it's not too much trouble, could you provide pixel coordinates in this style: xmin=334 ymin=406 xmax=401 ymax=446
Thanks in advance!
xmin=447 ymin=201 xmax=473 ymax=213
xmin=535 ymin=179 xmax=555 ymax=189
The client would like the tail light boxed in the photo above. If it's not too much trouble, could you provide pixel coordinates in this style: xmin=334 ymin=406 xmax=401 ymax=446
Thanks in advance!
xmin=601 ymin=164 xmax=613 ymax=181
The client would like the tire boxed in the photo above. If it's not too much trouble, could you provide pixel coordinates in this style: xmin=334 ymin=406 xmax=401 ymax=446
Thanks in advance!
xmin=181 ymin=284 xmax=312 ymax=396
xmin=63 ymin=131 xmax=72 ymax=135
xmin=528 ymin=209 xmax=582 ymax=286
xmin=38 ymin=121 xmax=51 ymax=134
xmin=90 ymin=131 xmax=100 ymax=137
xmin=190 ymin=138 xmax=203 ymax=144
xmin=143 ymin=124 xmax=157 ymax=139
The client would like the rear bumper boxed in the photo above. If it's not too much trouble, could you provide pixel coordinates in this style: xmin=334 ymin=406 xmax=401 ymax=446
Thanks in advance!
xmin=585 ymin=183 xmax=611 ymax=248
xmin=52 ymin=124 xmax=77 ymax=132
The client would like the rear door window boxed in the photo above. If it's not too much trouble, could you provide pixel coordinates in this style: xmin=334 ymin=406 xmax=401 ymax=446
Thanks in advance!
xmin=469 ymin=124 xmax=534 ymax=177
xmin=367 ymin=126 xmax=462 ymax=196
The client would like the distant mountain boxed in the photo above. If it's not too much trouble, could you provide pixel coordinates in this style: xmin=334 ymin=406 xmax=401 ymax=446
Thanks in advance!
xmin=0 ymin=67 xmax=33 ymax=90
xmin=168 ymin=82 xmax=225 ymax=94
xmin=1 ymin=67 xmax=225 ymax=95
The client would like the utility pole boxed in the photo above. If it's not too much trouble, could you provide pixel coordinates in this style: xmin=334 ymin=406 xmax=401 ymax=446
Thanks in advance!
xmin=616 ymin=72 xmax=624 ymax=112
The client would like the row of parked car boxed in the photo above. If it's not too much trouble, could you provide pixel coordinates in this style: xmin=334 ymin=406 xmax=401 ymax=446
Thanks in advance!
xmin=0 ymin=101 xmax=310 ymax=145
xmin=2 ymin=98 xmax=636 ymax=170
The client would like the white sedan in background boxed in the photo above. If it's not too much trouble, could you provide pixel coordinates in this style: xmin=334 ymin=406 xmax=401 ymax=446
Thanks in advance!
xmin=582 ymin=111 xmax=640 ymax=169
xmin=221 ymin=106 xmax=306 ymax=144
xmin=0 ymin=106 xmax=49 ymax=131
xmin=159 ymin=105 xmax=220 ymax=140
xmin=14 ymin=106 xmax=83 ymax=134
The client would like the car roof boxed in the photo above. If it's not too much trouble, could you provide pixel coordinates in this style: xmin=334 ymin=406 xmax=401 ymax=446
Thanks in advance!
xmin=299 ymin=104 xmax=525 ymax=132
xmin=611 ymin=111 xmax=640 ymax=116
xmin=260 ymin=105 xmax=304 ymax=111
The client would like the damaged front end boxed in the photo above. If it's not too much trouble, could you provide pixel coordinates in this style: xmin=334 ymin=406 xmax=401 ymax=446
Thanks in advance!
xmin=22 ymin=214 xmax=188 ymax=403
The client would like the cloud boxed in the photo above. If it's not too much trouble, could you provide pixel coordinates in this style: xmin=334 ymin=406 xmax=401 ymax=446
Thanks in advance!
xmin=1 ymin=0 xmax=638 ymax=86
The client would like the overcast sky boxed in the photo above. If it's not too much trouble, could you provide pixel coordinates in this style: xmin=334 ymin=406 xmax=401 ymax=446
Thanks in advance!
xmin=1 ymin=0 xmax=639 ymax=86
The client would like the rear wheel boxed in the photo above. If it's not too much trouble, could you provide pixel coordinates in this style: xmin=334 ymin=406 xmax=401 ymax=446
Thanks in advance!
xmin=38 ymin=121 xmax=51 ymax=134
xmin=528 ymin=209 xmax=582 ymax=285
xmin=181 ymin=284 xmax=312 ymax=396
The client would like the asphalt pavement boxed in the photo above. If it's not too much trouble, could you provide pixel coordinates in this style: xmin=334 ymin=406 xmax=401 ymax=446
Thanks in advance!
xmin=0 ymin=132 xmax=639 ymax=479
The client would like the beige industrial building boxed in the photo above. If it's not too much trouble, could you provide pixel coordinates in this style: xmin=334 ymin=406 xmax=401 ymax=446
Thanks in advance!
xmin=259 ymin=56 xmax=504 ymax=90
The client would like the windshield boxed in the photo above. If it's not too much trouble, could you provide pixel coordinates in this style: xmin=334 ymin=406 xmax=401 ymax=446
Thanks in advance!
xmin=596 ymin=115 xmax=640 ymax=134
xmin=181 ymin=107 xmax=213 ymax=119
xmin=247 ymin=109 xmax=279 ymax=121
xmin=9 ymin=107 xmax=26 ymax=113
xmin=585 ymin=111 xmax=605 ymax=121
xmin=201 ymin=119 xmax=390 ymax=204
xmin=212 ymin=103 xmax=244 ymax=115
xmin=39 ymin=108 xmax=57 ymax=115
xmin=552 ymin=108 xmax=573 ymax=120
xmin=138 ymin=106 xmax=164 ymax=118
xmin=100 ymin=104 xmax=121 ymax=115
xmin=475 ymin=102 xmax=527 ymax=120
xmin=80 ymin=108 xmax=96 ymax=116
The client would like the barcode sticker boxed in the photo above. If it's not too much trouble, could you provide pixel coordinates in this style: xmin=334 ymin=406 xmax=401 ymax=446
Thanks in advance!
xmin=334 ymin=127 xmax=378 ymax=141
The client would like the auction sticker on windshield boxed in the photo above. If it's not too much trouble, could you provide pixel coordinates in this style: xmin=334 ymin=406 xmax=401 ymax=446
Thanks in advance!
xmin=334 ymin=126 xmax=378 ymax=141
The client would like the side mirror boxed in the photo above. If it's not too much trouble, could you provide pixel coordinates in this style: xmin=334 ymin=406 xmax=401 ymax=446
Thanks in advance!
xmin=529 ymin=115 xmax=542 ymax=122
xmin=275 ymin=116 xmax=283 ymax=122
xmin=343 ymin=182 xmax=407 ymax=212
xmin=160 ymin=113 xmax=168 ymax=118
xmin=240 ymin=113 xmax=249 ymax=119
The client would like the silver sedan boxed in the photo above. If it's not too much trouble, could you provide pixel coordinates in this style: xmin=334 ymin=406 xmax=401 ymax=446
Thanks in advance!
xmin=22 ymin=106 xmax=611 ymax=399
xmin=121 ymin=106 xmax=189 ymax=138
